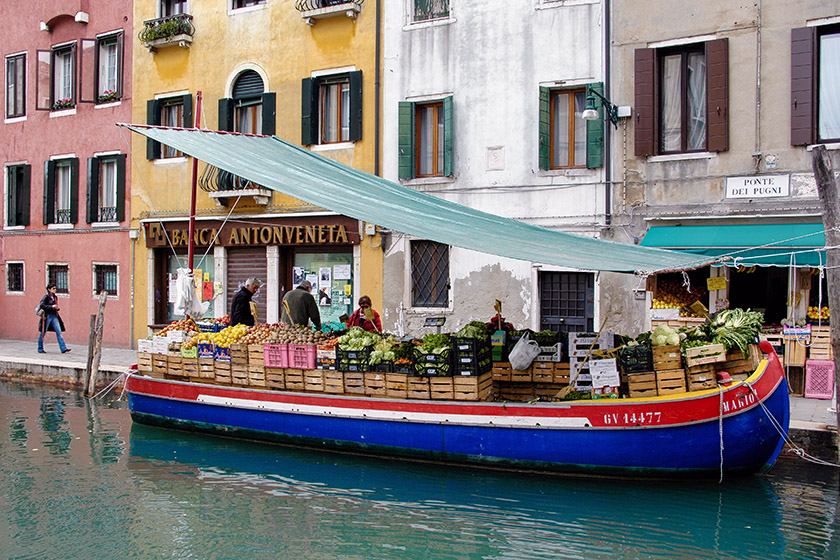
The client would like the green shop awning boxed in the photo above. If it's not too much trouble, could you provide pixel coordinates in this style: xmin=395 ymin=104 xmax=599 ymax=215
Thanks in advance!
xmin=123 ymin=125 xmax=712 ymax=274
xmin=640 ymin=224 xmax=826 ymax=267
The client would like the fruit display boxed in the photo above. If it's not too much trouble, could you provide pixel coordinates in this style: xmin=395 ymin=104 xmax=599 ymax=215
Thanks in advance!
xmin=807 ymin=306 xmax=830 ymax=321
xmin=265 ymin=324 xmax=334 ymax=345
xmin=159 ymin=318 xmax=199 ymax=336
xmin=239 ymin=324 xmax=281 ymax=345
xmin=652 ymin=275 xmax=708 ymax=317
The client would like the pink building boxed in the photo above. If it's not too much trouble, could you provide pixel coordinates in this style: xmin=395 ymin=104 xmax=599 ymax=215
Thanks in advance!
xmin=1 ymin=1 xmax=134 ymax=348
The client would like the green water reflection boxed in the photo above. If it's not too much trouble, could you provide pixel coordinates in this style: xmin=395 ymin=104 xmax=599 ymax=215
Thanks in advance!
xmin=0 ymin=383 xmax=837 ymax=560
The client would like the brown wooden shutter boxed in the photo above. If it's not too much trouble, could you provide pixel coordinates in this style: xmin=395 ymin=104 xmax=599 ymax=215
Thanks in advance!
xmin=226 ymin=247 xmax=267 ymax=322
xmin=706 ymin=38 xmax=729 ymax=152
xmin=634 ymin=48 xmax=656 ymax=157
xmin=791 ymin=26 xmax=816 ymax=146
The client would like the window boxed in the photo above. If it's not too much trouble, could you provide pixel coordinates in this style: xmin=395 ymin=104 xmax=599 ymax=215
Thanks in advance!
xmin=398 ymin=96 xmax=453 ymax=179
xmin=410 ymin=240 xmax=449 ymax=307
xmin=634 ymin=39 xmax=728 ymax=156
xmin=218 ymin=70 xmax=275 ymax=136
xmin=233 ymin=0 xmax=266 ymax=8
xmin=5 ymin=53 xmax=25 ymax=118
xmin=538 ymin=86 xmax=604 ymax=169
xmin=52 ymin=45 xmax=75 ymax=110
xmin=539 ymin=271 xmax=594 ymax=334
xmin=6 ymin=262 xmax=23 ymax=293
xmin=301 ymin=72 xmax=362 ymax=145
xmin=47 ymin=264 xmax=69 ymax=295
xmin=5 ymin=164 xmax=30 ymax=227
xmin=86 ymin=154 xmax=126 ymax=223
xmin=44 ymin=158 xmax=79 ymax=225
xmin=146 ymin=94 xmax=193 ymax=159
xmin=93 ymin=264 xmax=118 ymax=296
xmin=791 ymin=25 xmax=840 ymax=144
xmin=97 ymin=34 xmax=123 ymax=103
xmin=161 ymin=0 xmax=188 ymax=16
xmin=413 ymin=0 xmax=449 ymax=22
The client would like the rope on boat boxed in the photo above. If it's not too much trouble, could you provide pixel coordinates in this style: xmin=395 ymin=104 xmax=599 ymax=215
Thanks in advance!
xmin=718 ymin=387 xmax=725 ymax=483
xmin=89 ymin=369 xmax=131 ymax=401
xmin=745 ymin=383 xmax=840 ymax=469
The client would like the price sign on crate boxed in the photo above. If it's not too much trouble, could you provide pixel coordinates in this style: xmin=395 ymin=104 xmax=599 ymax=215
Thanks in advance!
xmin=589 ymin=358 xmax=620 ymax=389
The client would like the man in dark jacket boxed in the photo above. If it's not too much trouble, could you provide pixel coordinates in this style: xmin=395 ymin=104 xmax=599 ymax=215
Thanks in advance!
xmin=281 ymin=280 xmax=321 ymax=329
xmin=230 ymin=278 xmax=261 ymax=326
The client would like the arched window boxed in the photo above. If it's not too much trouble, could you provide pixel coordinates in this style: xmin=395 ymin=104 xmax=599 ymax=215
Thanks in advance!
xmin=219 ymin=69 xmax=275 ymax=135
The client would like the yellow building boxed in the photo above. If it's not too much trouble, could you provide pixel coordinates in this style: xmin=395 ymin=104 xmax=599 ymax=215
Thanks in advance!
xmin=130 ymin=0 xmax=382 ymax=337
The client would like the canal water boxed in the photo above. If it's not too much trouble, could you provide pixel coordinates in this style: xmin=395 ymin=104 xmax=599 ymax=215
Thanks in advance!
xmin=0 ymin=383 xmax=837 ymax=560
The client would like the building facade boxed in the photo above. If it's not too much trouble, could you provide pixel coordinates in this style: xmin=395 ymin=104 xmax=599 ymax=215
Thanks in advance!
xmin=1 ymin=0 xmax=134 ymax=347
xmin=130 ymin=0 xmax=383 ymax=339
xmin=381 ymin=0 xmax=611 ymax=336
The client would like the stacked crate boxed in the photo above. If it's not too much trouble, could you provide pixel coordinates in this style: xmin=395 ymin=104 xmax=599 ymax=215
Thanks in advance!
xmin=652 ymin=345 xmax=686 ymax=395
xmin=386 ymin=373 xmax=409 ymax=398
xmin=230 ymin=344 xmax=249 ymax=386
xmin=197 ymin=343 xmax=215 ymax=381
xmin=569 ymin=332 xmax=613 ymax=391
xmin=451 ymin=337 xmax=492 ymax=377
xmin=304 ymin=369 xmax=325 ymax=392
xmin=248 ymin=344 xmax=266 ymax=387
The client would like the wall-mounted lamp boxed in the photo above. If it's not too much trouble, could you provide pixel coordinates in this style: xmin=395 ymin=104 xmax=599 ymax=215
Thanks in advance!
xmin=39 ymin=21 xmax=50 ymax=32
xmin=582 ymin=86 xmax=631 ymax=129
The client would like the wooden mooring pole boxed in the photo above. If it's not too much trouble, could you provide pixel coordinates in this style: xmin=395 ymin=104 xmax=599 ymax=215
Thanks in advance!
xmin=810 ymin=145 xmax=840 ymax=434
xmin=84 ymin=292 xmax=108 ymax=397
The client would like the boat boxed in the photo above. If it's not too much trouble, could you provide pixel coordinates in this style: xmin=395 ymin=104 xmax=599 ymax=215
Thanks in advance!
xmin=125 ymin=339 xmax=790 ymax=478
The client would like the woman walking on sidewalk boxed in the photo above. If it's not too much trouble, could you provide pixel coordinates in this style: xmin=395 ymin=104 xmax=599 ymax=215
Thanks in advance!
xmin=37 ymin=283 xmax=70 ymax=354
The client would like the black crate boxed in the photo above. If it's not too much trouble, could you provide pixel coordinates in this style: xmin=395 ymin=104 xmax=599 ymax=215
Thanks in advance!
xmin=532 ymin=331 xmax=559 ymax=346
xmin=393 ymin=364 xmax=413 ymax=374
xmin=618 ymin=344 xmax=653 ymax=374
xmin=451 ymin=337 xmax=492 ymax=376
xmin=413 ymin=347 xmax=452 ymax=377
xmin=336 ymin=346 xmax=372 ymax=373
xmin=371 ymin=362 xmax=394 ymax=373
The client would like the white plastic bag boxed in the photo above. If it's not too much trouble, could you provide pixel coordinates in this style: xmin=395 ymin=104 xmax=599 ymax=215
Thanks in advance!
xmin=509 ymin=332 xmax=541 ymax=371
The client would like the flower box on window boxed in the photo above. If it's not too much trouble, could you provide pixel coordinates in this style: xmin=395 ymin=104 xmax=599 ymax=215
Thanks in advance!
xmin=52 ymin=98 xmax=74 ymax=111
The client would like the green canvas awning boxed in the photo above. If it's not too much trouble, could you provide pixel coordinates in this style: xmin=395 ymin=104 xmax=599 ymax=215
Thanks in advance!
xmin=123 ymin=125 xmax=714 ymax=274
xmin=640 ymin=224 xmax=827 ymax=267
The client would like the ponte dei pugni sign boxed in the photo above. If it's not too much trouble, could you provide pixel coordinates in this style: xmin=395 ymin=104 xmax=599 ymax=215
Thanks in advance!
xmin=725 ymin=174 xmax=790 ymax=199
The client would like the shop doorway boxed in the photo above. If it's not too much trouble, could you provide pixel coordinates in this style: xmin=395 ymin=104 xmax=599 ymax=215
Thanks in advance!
xmin=729 ymin=266 xmax=788 ymax=324
xmin=227 ymin=247 xmax=267 ymax=322
xmin=286 ymin=251 xmax=354 ymax=330
xmin=539 ymin=271 xmax=594 ymax=334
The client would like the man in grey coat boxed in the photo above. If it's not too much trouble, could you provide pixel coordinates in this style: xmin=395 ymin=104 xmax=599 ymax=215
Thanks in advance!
xmin=281 ymin=279 xmax=321 ymax=329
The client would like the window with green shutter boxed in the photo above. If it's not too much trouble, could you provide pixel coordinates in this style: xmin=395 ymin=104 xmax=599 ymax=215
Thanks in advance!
xmin=6 ymin=164 xmax=30 ymax=227
xmin=539 ymin=84 xmax=602 ymax=169
xmin=398 ymin=96 xmax=454 ymax=179
xmin=300 ymin=71 xmax=362 ymax=146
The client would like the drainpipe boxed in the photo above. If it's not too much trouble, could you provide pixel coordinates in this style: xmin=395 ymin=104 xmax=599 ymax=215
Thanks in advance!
xmin=604 ymin=0 xmax=612 ymax=226
xmin=374 ymin=0 xmax=382 ymax=177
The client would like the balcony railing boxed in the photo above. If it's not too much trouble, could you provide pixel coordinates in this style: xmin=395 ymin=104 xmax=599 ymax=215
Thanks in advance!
xmin=139 ymin=14 xmax=195 ymax=52
xmin=295 ymin=0 xmax=364 ymax=25
xmin=55 ymin=209 xmax=72 ymax=224
xmin=199 ymin=165 xmax=271 ymax=205
xmin=98 ymin=206 xmax=117 ymax=223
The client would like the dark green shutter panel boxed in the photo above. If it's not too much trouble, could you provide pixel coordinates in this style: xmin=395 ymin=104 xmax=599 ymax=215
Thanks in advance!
xmin=261 ymin=92 xmax=276 ymax=136
xmin=398 ymin=101 xmax=415 ymax=179
xmin=86 ymin=157 xmax=100 ymax=224
xmin=115 ymin=154 xmax=127 ymax=222
xmin=443 ymin=96 xmax=453 ymax=177
xmin=20 ymin=165 xmax=31 ymax=226
xmin=69 ymin=157 xmax=79 ymax=224
xmin=146 ymin=99 xmax=161 ymax=159
xmin=182 ymin=94 xmax=193 ymax=127
xmin=7 ymin=168 xmax=18 ymax=226
xmin=43 ymin=160 xmax=55 ymax=225
xmin=301 ymin=78 xmax=318 ymax=145
xmin=539 ymin=87 xmax=550 ymax=169
xmin=349 ymin=70 xmax=363 ymax=141
xmin=218 ymin=98 xmax=234 ymax=131
xmin=586 ymin=82 xmax=605 ymax=169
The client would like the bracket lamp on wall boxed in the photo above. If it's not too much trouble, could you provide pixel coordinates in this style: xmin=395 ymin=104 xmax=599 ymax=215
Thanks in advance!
xmin=582 ymin=86 xmax=631 ymax=129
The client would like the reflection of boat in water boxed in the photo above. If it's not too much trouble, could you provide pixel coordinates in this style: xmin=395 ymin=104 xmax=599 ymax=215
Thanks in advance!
xmin=125 ymin=341 xmax=790 ymax=478
xmin=128 ymin=422 xmax=788 ymax=560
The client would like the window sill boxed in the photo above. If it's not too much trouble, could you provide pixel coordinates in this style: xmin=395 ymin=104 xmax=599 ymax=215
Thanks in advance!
xmin=4 ymin=115 xmax=26 ymax=124
xmin=311 ymin=142 xmax=355 ymax=152
xmin=401 ymin=176 xmax=456 ymax=187
xmin=3 ymin=225 xmax=25 ymax=231
xmin=92 ymin=221 xmax=121 ymax=228
xmin=536 ymin=0 xmax=599 ymax=9
xmin=403 ymin=16 xmax=456 ymax=31
xmin=538 ymin=167 xmax=597 ymax=178
xmin=47 ymin=223 xmax=74 ymax=230
xmin=5 ymin=290 xmax=24 ymax=295
xmin=300 ymin=2 xmax=362 ymax=25
xmin=209 ymin=187 xmax=272 ymax=205
xmin=95 ymin=101 xmax=122 ymax=109
xmin=647 ymin=152 xmax=716 ymax=163
xmin=229 ymin=4 xmax=267 ymax=16
xmin=807 ymin=142 xmax=840 ymax=151
xmin=154 ymin=156 xmax=188 ymax=165
xmin=50 ymin=108 xmax=77 ymax=118
xmin=91 ymin=293 xmax=119 ymax=300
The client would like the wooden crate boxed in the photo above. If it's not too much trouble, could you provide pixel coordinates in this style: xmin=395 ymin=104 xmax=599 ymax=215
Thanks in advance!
xmin=685 ymin=344 xmax=726 ymax=367
xmin=688 ymin=372 xmax=717 ymax=391
xmin=167 ymin=356 xmax=186 ymax=378
xmin=407 ymin=376 xmax=431 ymax=399
xmin=304 ymin=370 xmax=325 ymax=392
xmin=152 ymin=354 xmax=168 ymax=374
xmin=492 ymin=362 xmax=512 ymax=382
xmin=137 ymin=352 xmax=152 ymax=372
xmin=531 ymin=362 xmax=555 ymax=383
xmin=553 ymin=363 xmax=571 ymax=384
xmin=652 ymin=345 xmax=682 ymax=370
xmin=430 ymin=377 xmax=454 ymax=400
xmin=497 ymin=383 xmax=535 ymax=401
xmin=214 ymin=362 xmax=232 ymax=384
xmin=248 ymin=364 xmax=266 ymax=388
xmin=386 ymin=373 xmax=409 ymax=399
xmin=230 ymin=343 xmax=249 ymax=365
xmin=656 ymin=368 xmax=686 ymax=395
xmin=786 ymin=340 xmax=807 ymax=366
xmin=809 ymin=326 xmax=833 ymax=360
xmin=453 ymin=373 xmax=494 ymax=401
xmin=323 ymin=370 xmax=344 ymax=394
xmin=248 ymin=344 xmax=265 ymax=367
xmin=285 ymin=368 xmax=305 ymax=391
xmin=364 ymin=372 xmax=387 ymax=397
xmin=343 ymin=371 xmax=365 ymax=395
xmin=265 ymin=367 xmax=285 ymax=390
xmin=181 ymin=357 xmax=199 ymax=378
xmin=627 ymin=371 xmax=657 ymax=398
xmin=231 ymin=364 xmax=249 ymax=386
xmin=198 ymin=358 xmax=215 ymax=380
xmin=534 ymin=383 xmax=567 ymax=399
xmin=510 ymin=367 xmax=533 ymax=383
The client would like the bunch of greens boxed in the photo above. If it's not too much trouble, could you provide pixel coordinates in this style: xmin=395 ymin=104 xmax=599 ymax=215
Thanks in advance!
xmin=710 ymin=308 xmax=764 ymax=354
xmin=420 ymin=333 xmax=451 ymax=354
xmin=337 ymin=326 xmax=380 ymax=351
xmin=453 ymin=321 xmax=489 ymax=340
xmin=369 ymin=336 xmax=400 ymax=365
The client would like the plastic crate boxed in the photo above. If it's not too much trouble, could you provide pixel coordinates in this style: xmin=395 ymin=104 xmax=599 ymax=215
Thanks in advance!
xmin=197 ymin=322 xmax=221 ymax=333
xmin=805 ymin=359 xmax=836 ymax=399
xmin=371 ymin=362 xmax=394 ymax=373
xmin=336 ymin=346 xmax=372 ymax=372
xmin=289 ymin=344 xmax=316 ymax=370
xmin=533 ymin=343 xmax=563 ymax=363
xmin=263 ymin=343 xmax=289 ymax=368
xmin=532 ymin=331 xmax=559 ymax=346
xmin=618 ymin=344 xmax=653 ymax=373
xmin=451 ymin=337 xmax=492 ymax=376
xmin=413 ymin=347 xmax=452 ymax=377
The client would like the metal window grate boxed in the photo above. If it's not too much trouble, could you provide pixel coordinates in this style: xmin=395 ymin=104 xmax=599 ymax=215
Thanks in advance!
xmin=48 ymin=265 xmax=69 ymax=294
xmin=94 ymin=265 xmax=118 ymax=296
xmin=98 ymin=206 xmax=117 ymax=222
xmin=539 ymin=271 xmax=593 ymax=334
xmin=411 ymin=241 xmax=449 ymax=307
xmin=7 ymin=263 xmax=23 ymax=292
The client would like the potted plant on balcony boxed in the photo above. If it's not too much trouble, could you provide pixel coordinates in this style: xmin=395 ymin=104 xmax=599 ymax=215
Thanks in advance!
xmin=97 ymin=90 xmax=118 ymax=103
xmin=139 ymin=16 xmax=194 ymax=48
xmin=51 ymin=98 xmax=73 ymax=111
